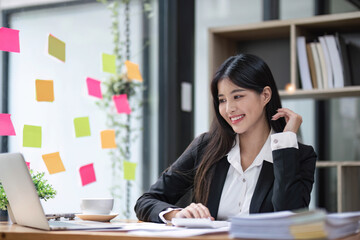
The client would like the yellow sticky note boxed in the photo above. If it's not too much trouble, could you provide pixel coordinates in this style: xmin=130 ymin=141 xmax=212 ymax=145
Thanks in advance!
xmin=74 ymin=117 xmax=91 ymax=137
xmin=35 ymin=79 xmax=54 ymax=102
xmin=48 ymin=34 xmax=65 ymax=62
xmin=123 ymin=161 xmax=137 ymax=180
xmin=102 ymin=53 xmax=116 ymax=74
xmin=125 ymin=60 xmax=143 ymax=82
xmin=100 ymin=130 xmax=116 ymax=149
xmin=23 ymin=125 xmax=42 ymax=148
xmin=42 ymin=152 xmax=65 ymax=174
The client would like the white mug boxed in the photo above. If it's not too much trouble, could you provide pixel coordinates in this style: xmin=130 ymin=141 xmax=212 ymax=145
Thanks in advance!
xmin=80 ymin=198 xmax=114 ymax=215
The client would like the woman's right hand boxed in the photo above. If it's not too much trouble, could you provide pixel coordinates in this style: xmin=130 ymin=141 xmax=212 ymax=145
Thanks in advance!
xmin=164 ymin=203 xmax=214 ymax=221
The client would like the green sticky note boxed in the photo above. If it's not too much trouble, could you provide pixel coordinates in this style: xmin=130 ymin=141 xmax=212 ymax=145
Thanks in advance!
xmin=23 ymin=125 xmax=42 ymax=148
xmin=74 ymin=117 xmax=91 ymax=137
xmin=123 ymin=161 xmax=137 ymax=180
xmin=102 ymin=53 xmax=116 ymax=74
xmin=48 ymin=34 xmax=65 ymax=62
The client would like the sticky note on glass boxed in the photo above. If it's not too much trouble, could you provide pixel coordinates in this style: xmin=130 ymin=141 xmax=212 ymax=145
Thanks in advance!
xmin=79 ymin=163 xmax=96 ymax=186
xmin=113 ymin=94 xmax=131 ymax=114
xmin=23 ymin=125 xmax=42 ymax=148
xmin=123 ymin=161 xmax=137 ymax=180
xmin=48 ymin=34 xmax=65 ymax=62
xmin=35 ymin=79 xmax=54 ymax=102
xmin=86 ymin=77 xmax=102 ymax=99
xmin=102 ymin=53 xmax=116 ymax=74
xmin=74 ymin=117 xmax=91 ymax=137
xmin=0 ymin=114 xmax=16 ymax=136
xmin=26 ymin=162 xmax=30 ymax=169
xmin=100 ymin=130 xmax=116 ymax=149
xmin=125 ymin=60 xmax=143 ymax=82
xmin=0 ymin=27 xmax=20 ymax=53
xmin=42 ymin=152 xmax=65 ymax=174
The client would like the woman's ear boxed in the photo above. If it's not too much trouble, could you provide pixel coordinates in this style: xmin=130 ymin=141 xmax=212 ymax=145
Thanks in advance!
xmin=262 ymin=86 xmax=272 ymax=106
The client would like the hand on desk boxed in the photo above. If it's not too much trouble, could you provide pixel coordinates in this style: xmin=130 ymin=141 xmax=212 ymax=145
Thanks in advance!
xmin=164 ymin=203 xmax=214 ymax=221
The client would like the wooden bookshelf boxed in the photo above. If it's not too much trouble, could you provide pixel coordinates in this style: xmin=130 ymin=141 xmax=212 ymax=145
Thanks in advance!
xmin=316 ymin=161 xmax=360 ymax=212
xmin=208 ymin=11 xmax=360 ymax=100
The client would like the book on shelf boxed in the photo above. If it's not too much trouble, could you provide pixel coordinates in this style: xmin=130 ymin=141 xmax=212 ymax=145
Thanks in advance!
xmin=347 ymin=42 xmax=360 ymax=86
xmin=310 ymin=42 xmax=323 ymax=89
xmin=342 ymin=33 xmax=360 ymax=86
xmin=318 ymin=36 xmax=334 ymax=88
xmin=296 ymin=36 xmax=313 ymax=90
xmin=315 ymin=41 xmax=328 ymax=89
xmin=324 ymin=35 xmax=345 ymax=88
xmin=306 ymin=43 xmax=318 ymax=89
xmin=230 ymin=209 xmax=360 ymax=240
xmin=335 ymin=32 xmax=352 ymax=86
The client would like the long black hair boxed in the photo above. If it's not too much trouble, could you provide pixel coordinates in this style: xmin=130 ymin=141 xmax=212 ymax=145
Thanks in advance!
xmin=194 ymin=53 xmax=286 ymax=204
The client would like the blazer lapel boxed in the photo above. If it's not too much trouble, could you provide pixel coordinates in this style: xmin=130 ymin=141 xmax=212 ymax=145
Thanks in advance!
xmin=207 ymin=156 xmax=230 ymax=219
xmin=250 ymin=161 xmax=274 ymax=213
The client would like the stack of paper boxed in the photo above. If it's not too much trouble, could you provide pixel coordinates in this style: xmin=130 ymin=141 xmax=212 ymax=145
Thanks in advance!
xmin=325 ymin=212 xmax=360 ymax=239
xmin=230 ymin=210 xmax=360 ymax=239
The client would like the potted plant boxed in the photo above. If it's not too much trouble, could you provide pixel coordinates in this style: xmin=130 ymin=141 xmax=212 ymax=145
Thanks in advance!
xmin=0 ymin=169 xmax=56 ymax=222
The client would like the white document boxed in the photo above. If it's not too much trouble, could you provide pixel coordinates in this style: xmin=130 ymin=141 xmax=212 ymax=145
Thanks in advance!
xmin=128 ymin=227 xmax=229 ymax=237
xmin=172 ymin=218 xmax=229 ymax=228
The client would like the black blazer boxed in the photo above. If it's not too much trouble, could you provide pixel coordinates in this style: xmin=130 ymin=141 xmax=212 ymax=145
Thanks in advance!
xmin=134 ymin=133 xmax=317 ymax=223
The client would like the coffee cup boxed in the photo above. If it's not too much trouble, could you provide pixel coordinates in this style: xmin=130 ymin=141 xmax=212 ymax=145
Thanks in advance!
xmin=80 ymin=198 xmax=114 ymax=215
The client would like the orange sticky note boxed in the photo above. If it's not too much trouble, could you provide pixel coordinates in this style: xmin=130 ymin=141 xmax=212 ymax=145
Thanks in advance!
xmin=0 ymin=113 xmax=16 ymax=136
xmin=42 ymin=152 xmax=65 ymax=174
xmin=112 ymin=94 xmax=131 ymax=114
xmin=0 ymin=27 xmax=20 ymax=53
xmin=36 ymin=80 xmax=54 ymax=102
xmin=79 ymin=163 xmax=96 ymax=186
xmin=125 ymin=60 xmax=143 ymax=82
xmin=101 ymin=130 xmax=116 ymax=149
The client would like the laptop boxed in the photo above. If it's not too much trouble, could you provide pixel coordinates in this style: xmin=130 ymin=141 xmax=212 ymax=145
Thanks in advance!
xmin=0 ymin=152 xmax=122 ymax=231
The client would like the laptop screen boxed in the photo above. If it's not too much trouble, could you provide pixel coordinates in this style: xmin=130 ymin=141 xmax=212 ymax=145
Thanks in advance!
xmin=0 ymin=153 xmax=51 ymax=230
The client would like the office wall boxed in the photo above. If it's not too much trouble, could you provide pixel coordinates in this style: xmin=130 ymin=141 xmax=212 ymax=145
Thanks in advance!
xmin=194 ymin=0 xmax=262 ymax=136
xmin=5 ymin=1 xmax=146 ymax=219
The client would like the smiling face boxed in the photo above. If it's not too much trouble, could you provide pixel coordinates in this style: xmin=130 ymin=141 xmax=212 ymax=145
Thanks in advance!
xmin=217 ymin=78 xmax=270 ymax=136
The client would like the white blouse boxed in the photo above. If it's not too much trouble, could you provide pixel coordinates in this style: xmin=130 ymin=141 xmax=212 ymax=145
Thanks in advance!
xmin=217 ymin=130 xmax=298 ymax=220
xmin=159 ymin=131 xmax=298 ymax=223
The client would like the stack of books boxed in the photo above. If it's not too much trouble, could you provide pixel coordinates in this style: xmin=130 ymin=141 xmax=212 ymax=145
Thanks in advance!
xmin=230 ymin=209 xmax=360 ymax=239
xmin=296 ymin=33 xmax=360 ymax=90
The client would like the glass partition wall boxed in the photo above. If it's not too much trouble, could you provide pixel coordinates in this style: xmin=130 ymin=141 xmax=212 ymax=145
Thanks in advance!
xmin=2 ymin=1 xmax=159 ymax=219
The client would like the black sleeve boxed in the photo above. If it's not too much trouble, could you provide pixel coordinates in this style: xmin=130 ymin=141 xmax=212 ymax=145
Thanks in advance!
xmin=271 ymin=143 xmax=317 ymax=211
xmin=134 ymin=133 xmax=208 ymax=222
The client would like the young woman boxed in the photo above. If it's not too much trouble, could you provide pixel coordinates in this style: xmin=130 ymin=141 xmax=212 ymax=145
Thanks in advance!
xmin=134 ymin=54 xmax=317 ymax=223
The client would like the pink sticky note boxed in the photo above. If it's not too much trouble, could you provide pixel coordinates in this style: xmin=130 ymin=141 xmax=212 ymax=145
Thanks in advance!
xmin=79 ymin=163 xmax=96 ymax=186
xmin=112 ymin=94 xmax=131 ymax=114
xmin=26 ymin=162 xmax=30 ymax=169
xmin=0 ymin=27 xmax=20 ymax=53
xmin=86 ymin=77 xmax=102 ymax=99
xmin=0 ymin=114 xmax=16 ymax=136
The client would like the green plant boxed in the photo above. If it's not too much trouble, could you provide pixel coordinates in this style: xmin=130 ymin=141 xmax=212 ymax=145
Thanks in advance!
xmin=0 ymin=170 xmax=56 ymax=211
xmin=96 ymin=0 xmax=151 ymax=219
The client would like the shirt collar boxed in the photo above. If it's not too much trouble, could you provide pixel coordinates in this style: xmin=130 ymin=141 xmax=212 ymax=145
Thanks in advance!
xmin=227 ymin=129 xmax=275 ymax=173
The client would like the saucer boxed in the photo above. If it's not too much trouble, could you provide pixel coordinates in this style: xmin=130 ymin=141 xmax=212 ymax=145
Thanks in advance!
xmin=75 ymin=213 xmax=118 ymax=222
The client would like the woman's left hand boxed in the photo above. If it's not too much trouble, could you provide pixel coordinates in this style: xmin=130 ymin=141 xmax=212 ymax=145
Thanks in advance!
xmin=272 ymin=108 xmax=302 ymax=134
